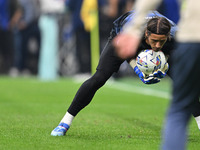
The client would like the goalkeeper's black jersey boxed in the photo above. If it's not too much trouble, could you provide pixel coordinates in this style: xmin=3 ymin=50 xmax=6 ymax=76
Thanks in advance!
xmin=110 ymin=10 xmax=177 ymax=58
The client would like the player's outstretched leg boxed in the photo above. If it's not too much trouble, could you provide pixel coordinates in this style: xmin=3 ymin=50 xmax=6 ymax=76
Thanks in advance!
xmin=51 ymin=123 xmax=70 ymax=136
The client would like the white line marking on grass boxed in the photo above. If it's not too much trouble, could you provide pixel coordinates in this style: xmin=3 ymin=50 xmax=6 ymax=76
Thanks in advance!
xmin=73 ymin=77 xmax=170 ymax=100
xmin=106 ymin=80 xmax=170 ymax=99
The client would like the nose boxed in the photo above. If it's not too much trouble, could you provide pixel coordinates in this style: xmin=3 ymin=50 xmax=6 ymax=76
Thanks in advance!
xmin=155 ymin=42 xmax=161 ymax=48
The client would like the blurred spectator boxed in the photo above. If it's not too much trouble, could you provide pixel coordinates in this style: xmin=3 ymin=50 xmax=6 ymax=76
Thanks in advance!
xmin=58 ymin=10 xmax=79 ymax=76
xmin=99 ymin=0 xmax=135 ymax=49
xmin=66 ymin=0 xmax=134 ymax=75
xmin=65 ymin=0 xmax=135 ymax=75
xmin=99 ymin=0 xmax=136 ymax=78
xmin=38 ymin=0 xmax=65 ymax=80
xmin=157 ymin=0 xmax=180 ymax=24
xmin=0 ymin=0 xmax=21 ymax=74
xmin=10 ymin=0 xmax=40 ymax=77
xmin=66 ymin=0 xmax=92 ymax=74
xmin=124 ymin=0 xmax=136 ymax=12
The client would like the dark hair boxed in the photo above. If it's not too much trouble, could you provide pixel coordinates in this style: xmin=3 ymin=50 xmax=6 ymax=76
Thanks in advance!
xmin=146 ymin=17 xmax=171 ymax=36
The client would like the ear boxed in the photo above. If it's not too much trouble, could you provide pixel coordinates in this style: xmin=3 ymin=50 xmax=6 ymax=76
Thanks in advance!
xmin=145 ymin=30 xmax=148 ymax=38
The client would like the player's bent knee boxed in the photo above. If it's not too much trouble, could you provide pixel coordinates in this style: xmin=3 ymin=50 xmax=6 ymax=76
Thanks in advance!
xmin=90 ymin=70 xmax=111 ymax=89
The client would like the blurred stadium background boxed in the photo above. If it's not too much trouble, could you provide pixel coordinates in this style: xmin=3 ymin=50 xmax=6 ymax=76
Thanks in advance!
xmin=0 ymin=0 xmax=181 ymax=78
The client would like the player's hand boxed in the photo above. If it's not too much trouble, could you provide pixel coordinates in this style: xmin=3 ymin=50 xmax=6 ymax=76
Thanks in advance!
xmin=134 ymin=66 xmax=160 ymax=84
xmin=113 ymin=33 xmax=140 ymax=59
xmin=153 ymin=63 xmax=169 ymax=79
xmin=153 ymin=70 xmax=166 ymax=78
xmin=142 ymin=75 xmax=161 ymax=84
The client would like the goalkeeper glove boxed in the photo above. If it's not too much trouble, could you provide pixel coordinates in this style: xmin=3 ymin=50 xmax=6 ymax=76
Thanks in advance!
xmin=134 ymin=66 xmax=160 ymax=84
xmin=153 ymin=63 xmax=169 ymax=79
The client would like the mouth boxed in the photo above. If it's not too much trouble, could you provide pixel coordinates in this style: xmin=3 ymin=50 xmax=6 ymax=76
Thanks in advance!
xmin=153 ymin=48 xmax=160 ymax=52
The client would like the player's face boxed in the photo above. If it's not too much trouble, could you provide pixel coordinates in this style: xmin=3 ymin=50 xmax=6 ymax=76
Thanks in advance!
xmin=146 ymin=33 xmax=168 ymax=52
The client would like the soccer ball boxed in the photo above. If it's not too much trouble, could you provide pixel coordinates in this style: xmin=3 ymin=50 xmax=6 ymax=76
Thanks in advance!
xmin=136 ymin=49 xmax=167 ymax=75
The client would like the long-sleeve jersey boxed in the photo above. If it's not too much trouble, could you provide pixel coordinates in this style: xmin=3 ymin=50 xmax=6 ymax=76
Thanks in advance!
xmin=111 ymin=10 xmax=177 ymax=57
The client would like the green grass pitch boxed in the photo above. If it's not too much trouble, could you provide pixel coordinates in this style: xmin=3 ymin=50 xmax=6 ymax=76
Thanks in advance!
xmin=0 ymin=76 xmax=199 ymax=150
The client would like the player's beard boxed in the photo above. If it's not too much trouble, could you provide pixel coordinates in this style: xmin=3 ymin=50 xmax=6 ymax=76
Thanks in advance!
xmin=152 ymin=47 xmax=161 ymax=52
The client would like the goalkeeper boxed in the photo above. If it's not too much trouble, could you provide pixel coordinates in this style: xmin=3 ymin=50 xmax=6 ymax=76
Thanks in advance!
xmin=51 ymin=10 xmax=200 ymax=136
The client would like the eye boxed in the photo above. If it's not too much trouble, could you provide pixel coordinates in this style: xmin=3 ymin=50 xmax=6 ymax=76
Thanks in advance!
xmin=160 ymin=40 xmax=166 ymax=44
xmin=152 ymin=40 xmax=158 ymax=43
